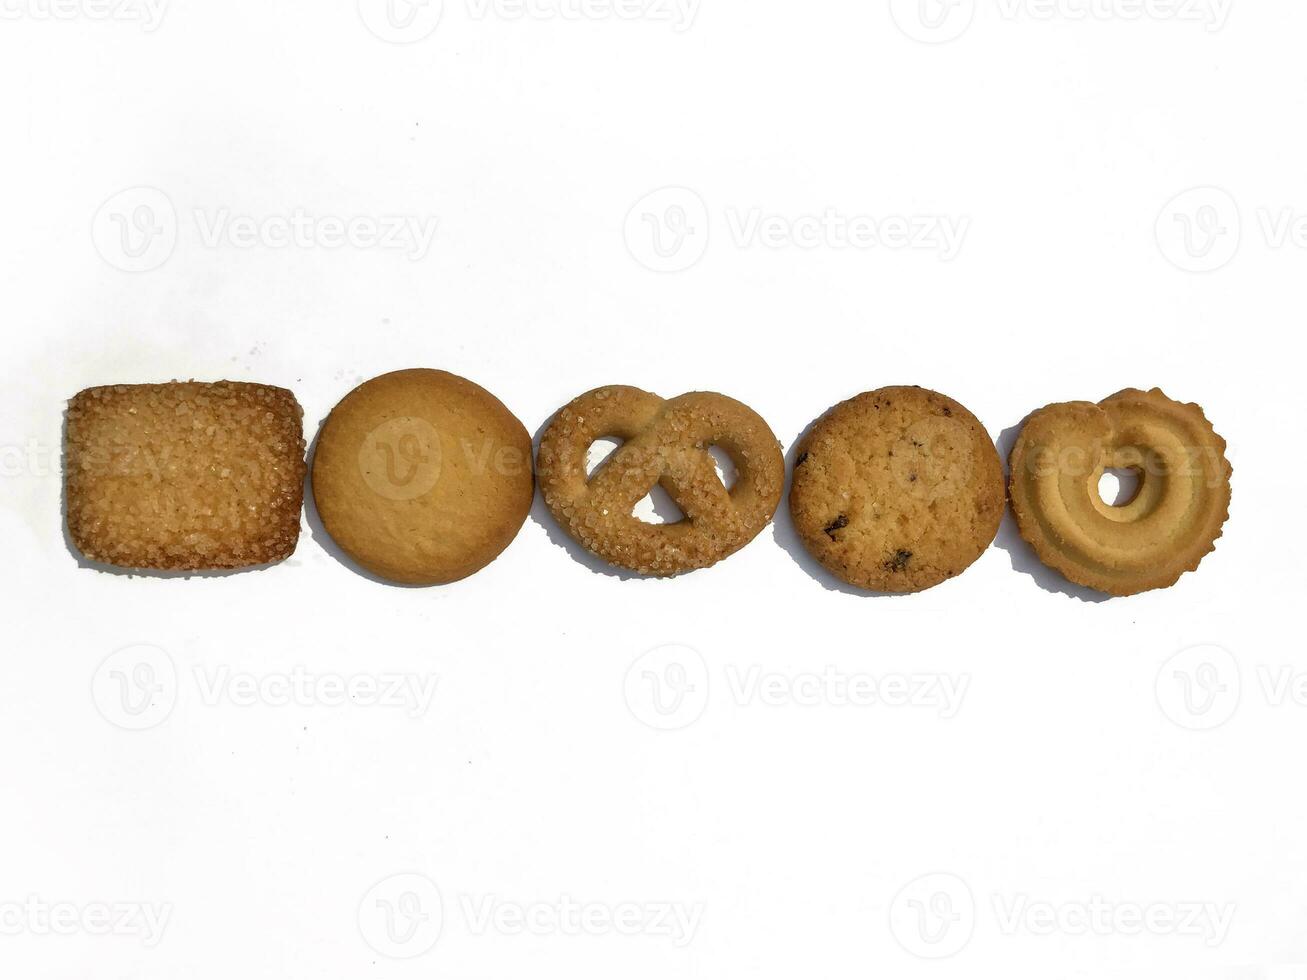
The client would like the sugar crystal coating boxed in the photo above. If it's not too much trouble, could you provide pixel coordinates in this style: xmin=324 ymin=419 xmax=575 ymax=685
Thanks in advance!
xmin=536 ymin=386 xmax=784 ymax=576
xmin=65 ymin=381 xmax=306 ymax=571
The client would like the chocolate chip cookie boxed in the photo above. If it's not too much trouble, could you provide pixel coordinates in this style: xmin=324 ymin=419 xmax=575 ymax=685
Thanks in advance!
xmin=790 ymin=386 xmax=1003 ymax=593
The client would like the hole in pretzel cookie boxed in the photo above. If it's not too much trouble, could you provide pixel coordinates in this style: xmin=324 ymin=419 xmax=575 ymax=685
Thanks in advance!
xmin=1098 ymin=467 xmax=1142 ymax=507
xmin=586 ymin=437 xmax=624 ymax=478
xmin=632 ymin=485 xmax=686 ymax=525
xmin=707 ymin=445 xmax=739 ymax=491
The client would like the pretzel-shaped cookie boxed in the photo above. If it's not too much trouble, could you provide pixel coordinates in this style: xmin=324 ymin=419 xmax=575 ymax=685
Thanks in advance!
xmin=537 ymin=386 xmax=784 ymax=575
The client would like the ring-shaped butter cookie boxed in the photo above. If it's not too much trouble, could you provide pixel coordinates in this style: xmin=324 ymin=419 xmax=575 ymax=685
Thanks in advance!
xmin=1008 ymin=387 xmax=1231 ymax=596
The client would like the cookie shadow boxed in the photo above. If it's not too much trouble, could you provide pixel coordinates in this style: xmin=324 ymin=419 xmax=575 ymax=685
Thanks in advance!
xmin=771 ymin=417 xmax=900 ymax=598
xmin=60 ymin=406 xmax=284 ymax=580
xmin=994 ymin=420 xmax=1110 ymax=604
xmin=526 ymin=416 xmax=663 ymax=582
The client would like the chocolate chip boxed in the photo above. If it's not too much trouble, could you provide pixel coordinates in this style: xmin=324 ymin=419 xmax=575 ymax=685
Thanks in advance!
xmin=884 ymin=549 xmax=913 ymax=572
xmin=823 ymin=515 xmax=849 ymax=540
xmin=796 ymin=451 xmax=809 ymax=467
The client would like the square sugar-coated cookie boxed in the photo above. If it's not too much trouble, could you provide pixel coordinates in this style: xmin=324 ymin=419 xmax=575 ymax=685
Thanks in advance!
xmin=65 ymin=381 xmax=306 ymax=571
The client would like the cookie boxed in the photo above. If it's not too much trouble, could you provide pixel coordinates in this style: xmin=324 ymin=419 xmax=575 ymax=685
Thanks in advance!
xmin=790 ymin=387 xmax=1004 ymax=593
xmin=65 ymin=381 xmax=306 ymax=571
xmin=536 ymin=386 xmax=784 ymax=576
xmin=1008 ymin=388 xmax=1231 ymax=596
xmin=311 ymin=369 xmax=533 ymax=585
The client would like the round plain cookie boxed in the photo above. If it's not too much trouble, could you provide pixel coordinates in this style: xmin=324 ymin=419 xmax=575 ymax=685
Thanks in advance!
xmin=536 ymin=386 xmax=784 ymax=576
xmin=312 ymin=369 xmax=533 ymax=585
xmin=790 ymin=386 xmax=1004 ymax=593
xmin=1008 ymin=387 xmax=1231 ymax=597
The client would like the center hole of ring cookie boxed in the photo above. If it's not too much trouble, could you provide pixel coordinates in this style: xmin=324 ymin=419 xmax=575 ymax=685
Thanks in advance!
xmin=707 ymin=445 xmax=739 ymax=491
xmin=1098 ymin=467 xmax=1141 ymax=507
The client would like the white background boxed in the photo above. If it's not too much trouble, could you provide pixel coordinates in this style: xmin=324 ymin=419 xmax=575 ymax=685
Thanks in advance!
xmin=1 ymin=1 xmax=1304 ymax=977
